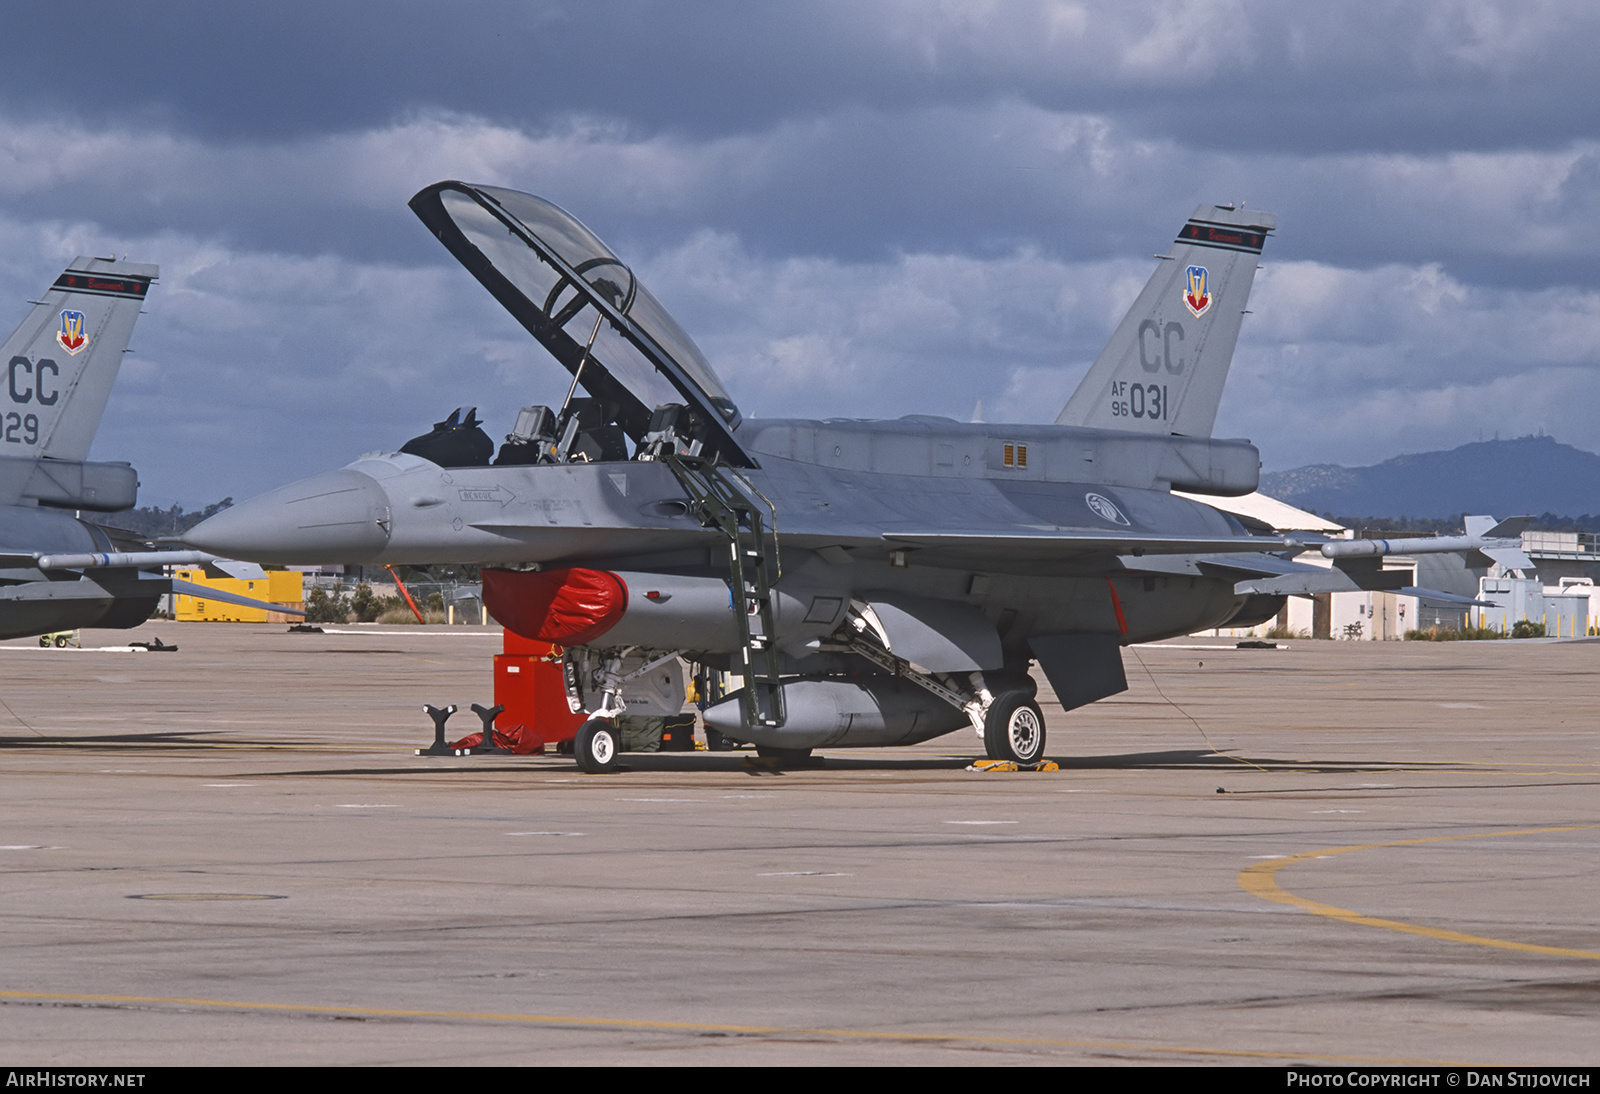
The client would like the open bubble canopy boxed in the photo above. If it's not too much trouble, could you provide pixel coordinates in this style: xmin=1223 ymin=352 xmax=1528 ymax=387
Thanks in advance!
xmin=409 ymin=181 xmax=751 ymax=465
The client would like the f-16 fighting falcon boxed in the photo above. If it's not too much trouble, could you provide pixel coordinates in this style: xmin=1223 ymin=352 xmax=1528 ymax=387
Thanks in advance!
xmin=185 ymin=183 xmax=1506 ymax=770
xmin=0 ymin=258 xmax=302 ymax=639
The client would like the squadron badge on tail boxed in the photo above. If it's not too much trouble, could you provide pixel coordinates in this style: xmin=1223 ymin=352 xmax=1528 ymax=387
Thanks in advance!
xmin=56 ymin=310 xmax=88 ymax=355
xmin=1183 ymin=265 xmax=1211 ymax=317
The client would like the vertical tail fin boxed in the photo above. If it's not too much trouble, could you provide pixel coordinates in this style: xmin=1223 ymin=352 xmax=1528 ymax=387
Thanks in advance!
xmin=2 ymin=257 xmax=157 ymax=462
xmin=1056 ymin=205 xmax=1273 ymax=438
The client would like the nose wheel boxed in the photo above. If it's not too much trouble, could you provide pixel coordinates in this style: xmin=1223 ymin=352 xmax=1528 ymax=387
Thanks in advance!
xmin=983 ymin=696 xmax=1046 ymax=764
xmin=575 ymin=717 xmax=621 ymax=773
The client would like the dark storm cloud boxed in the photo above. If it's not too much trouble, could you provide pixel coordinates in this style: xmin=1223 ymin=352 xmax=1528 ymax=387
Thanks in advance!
xmin=11 ymin=2 xmax=1600 ymax=152
xmin=10 ymin=102 xmax=1600 ymax=282
xmin=0 ymin=3 xmax=879 ymax=140
xmin=1 ymin=1 xmax=1598 ymax=502
xmin=6 ymin=2 xmax=1600 ymax=277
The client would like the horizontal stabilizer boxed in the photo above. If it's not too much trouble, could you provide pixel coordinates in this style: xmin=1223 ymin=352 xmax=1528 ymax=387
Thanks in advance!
xmin=1236 ymin=560 xmax=1413 ymax=597
xmin=1397 ymin=587 xmax=1493 ymax=607
xmin=1332 ymin=556 xmax=1412 ymax=590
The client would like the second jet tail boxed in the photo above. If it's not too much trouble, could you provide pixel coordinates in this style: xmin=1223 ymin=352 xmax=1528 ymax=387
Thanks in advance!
xmin=1057 ymin=205 xmax=1274 ymax=438
xmin=1 ymin=258 xmax=158 ymax=462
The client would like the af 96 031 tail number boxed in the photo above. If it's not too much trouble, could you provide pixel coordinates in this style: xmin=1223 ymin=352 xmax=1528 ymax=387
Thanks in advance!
xmin=1107 ymin=381 xmax=1167 ymax=421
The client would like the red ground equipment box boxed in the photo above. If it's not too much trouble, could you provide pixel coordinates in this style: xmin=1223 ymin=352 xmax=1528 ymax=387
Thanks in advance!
xmin=494 ymin=632 xmax=586 ymax=752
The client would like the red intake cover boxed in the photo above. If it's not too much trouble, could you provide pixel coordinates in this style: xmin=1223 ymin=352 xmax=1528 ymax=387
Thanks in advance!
xmin=482 ymin=567 xmax=628 ymax=647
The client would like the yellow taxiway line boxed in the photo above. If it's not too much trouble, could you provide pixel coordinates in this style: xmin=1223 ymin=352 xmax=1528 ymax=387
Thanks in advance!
xmin=0 ymin=987 xmax=1466 ymax=1065
xmin=1239 ymin=825 xmax=1600 ymax=959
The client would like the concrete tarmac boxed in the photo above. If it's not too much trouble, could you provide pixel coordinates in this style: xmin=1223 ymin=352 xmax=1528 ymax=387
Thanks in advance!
xmin=0 ymin=622 xmax=1595 ymax=1066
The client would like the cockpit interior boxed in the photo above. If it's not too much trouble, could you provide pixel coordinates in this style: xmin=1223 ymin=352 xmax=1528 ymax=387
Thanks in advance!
xmin=404 ymin=181 xmax=750 ymax=471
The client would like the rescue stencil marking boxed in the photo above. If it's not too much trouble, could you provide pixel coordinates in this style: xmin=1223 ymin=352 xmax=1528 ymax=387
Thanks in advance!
xmin=458 ymin=485 xmax=517 ymax=507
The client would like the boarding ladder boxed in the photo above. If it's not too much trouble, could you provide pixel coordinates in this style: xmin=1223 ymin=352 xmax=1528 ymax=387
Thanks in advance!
xmin=661 ymin=452 xmax=786 ymax=729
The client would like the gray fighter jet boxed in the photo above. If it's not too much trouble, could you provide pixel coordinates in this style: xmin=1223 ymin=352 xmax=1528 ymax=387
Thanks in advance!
xmin=182 ymin=184 xmax=1460 ymax=769
xmin=0 ymin=258 xmax=301 ymax=639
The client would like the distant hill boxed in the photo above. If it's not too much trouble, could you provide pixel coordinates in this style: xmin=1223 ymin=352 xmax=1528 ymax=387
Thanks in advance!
xmin=97 ymin=498 xmax=233 ymax=541
xmin=1260 ymin=436 xmax=1600 ymax=522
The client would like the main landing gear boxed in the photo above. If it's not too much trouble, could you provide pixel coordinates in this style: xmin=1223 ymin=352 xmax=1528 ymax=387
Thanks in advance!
xmin=983 ymin=695 xmax=1046 ymax=764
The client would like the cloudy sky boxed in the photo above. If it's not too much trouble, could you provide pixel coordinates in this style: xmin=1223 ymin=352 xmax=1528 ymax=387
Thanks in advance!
xmin=5 ymin=1 xmax=1600 ymax=507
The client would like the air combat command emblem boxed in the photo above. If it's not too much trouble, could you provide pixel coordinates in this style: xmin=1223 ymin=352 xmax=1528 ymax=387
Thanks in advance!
xmin=1183 ymin=264 xmax=1211 ymax=318
xmin=56 ymin=310 xmax=88 ymax=355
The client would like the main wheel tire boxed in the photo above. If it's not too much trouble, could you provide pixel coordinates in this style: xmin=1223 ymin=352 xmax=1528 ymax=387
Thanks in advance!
xmin=575 ymin=718 xmax=621 ymax=774
xmin=38 ymin=636 xmax=49 ymax=648
xmin=704 ymin=727 xmax=737 ymax=752
xmin=54 ymin=635 xmax=69 ymax=648
xmin=984 ymin=696 xmax=1046 ymax=764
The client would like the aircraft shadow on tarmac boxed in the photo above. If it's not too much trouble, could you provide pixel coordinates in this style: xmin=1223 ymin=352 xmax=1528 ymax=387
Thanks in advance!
xmin=0 ymin=721 xmax=1460 ymax=777
xmin=1048 ymin=749 xmax=1457 ymax=773
xmin=234 ymin=748 xmax=1457 ymax=780
xmin=0 ymin=729 xmax=258 ymax=750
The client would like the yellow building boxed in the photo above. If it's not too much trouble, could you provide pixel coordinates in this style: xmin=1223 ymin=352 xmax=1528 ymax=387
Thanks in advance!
xmin=175 ymin=569 xmax=305 ymax=623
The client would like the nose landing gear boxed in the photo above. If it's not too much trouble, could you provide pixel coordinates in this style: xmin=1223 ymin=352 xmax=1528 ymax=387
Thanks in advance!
xmin=575 ymin=718 xmax=621 ymax=773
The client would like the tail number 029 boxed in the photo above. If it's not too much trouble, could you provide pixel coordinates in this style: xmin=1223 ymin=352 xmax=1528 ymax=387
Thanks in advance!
xmin=4 ymin=412 xmax=39 ymax=444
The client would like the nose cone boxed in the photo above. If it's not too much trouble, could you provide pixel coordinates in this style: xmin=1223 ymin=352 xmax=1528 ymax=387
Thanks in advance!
xmin=185 ymin=469 xmax=392 ymax=564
